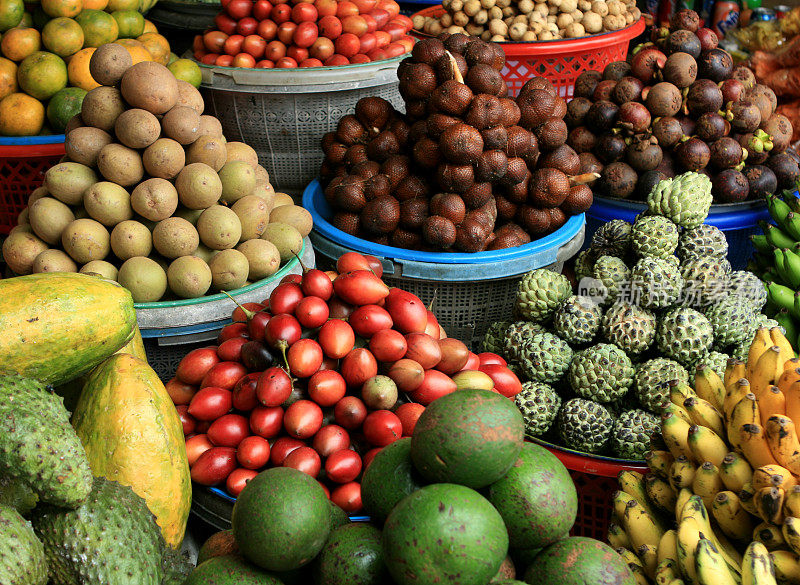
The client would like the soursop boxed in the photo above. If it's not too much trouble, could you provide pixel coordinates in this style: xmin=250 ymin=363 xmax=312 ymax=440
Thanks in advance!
xmin=630 ymin=215 xmax=679 ymax=259
xmin=518 ymin=332 xmax=574 ymax=384
xmin=503 ymin=321 xmax=546 ymax=362
xmin=705 ymin=294 xmax=757 ymax=349
xmin=0 ymin=503 xmax=47 ymax=585
xmin=697 ymin=351 xmax=730 ymax=381
xmin=161 ymin=547 xmax=193 ymax=585
xmin=568 ymin=343 xmax=635 ymax=403
xmin=553 ymin=295 xmax=602 ymax=345
xmin=611 ymin=410 xmax=660 ymax=460
xmin=483 ymin=321 xmax=511 ymax=355
xmin=558 ymin=398 xmax=614 ymax=454
xmin=515 ymin=269 xmax=572 ymax=323
xmin=680 ymin=255 xmax=731 ymax=309
xmin=574 ymin=249 xmax=597 ymax=282
xmin=657 ymin=307 xmax=714 ymax=367
xmin=593 ymin=255 xmax=631 ymax=305
xmin=515 ymin=382 xmax=562 ymax=438
xmin=0 ymin=375 xmax=92 ymax=509
xmin=591 ymin=219 xmax=632 ymax=258
xmin=756 ymin=314 xmax=783 ymax=332
xmin=633 ymin=358 xmax=688 ymax=412
xmin=601 ymin=301 xmax=657 ymax=355
xmin=630 ymin=256 xmax=683 ymax=309
xmin=677 ymin=224 xmax=728 ymax=260
xmin=729 ymin=270 xmax=767 ymax=312
xmin=647 ymin=171 xmax=713 ymax=228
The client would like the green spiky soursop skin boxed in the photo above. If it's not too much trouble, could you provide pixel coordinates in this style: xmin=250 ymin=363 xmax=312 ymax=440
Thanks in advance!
xmin=630 ymin=215 xmax=679 ymax=259
xmin=574 ymin=249 xmax=596 ymax=282
xmin=705 ymin=294 xmax=757 ymax=349
xmin=32 ymin=477 xmax=165 ymax=585
xmin=161 ymin=547 xmax=193 ymax=585
xmin=592 ymin=255 xmax=630 ymax=305
xmin=697 ymin=351 xmax=730 ymax=381
xmin=0 ymin=375 xmax=92 ymax=509
xmin=633 ymin=358 xmax=689 ymax=412
xmin=657 ymin=307 xmax=714 ymax=367
xmin=503 ymin=321 xmax=546 ymax=362
xmin=677 ymin=224 xmax=728 ymax=261
xmin=630 ymin=256 xmax=683 ymax=309
xmin=729 ymin=270 xmax=767 ymax=312
xmin=515 ymin=269 xmax=572 ymax=323
xmin=518 ymin=332 xmax=574 ymax=384
xmin=601 ymin=301 xmax=657 ymax=355
xmin=568 ymin=343 xmax=634 ymax=403
xmin=553 ymin=295 xmax=602 ymax=345
xmin=611 ymin=410 xmax=660 ymax=460
xmin=756 ymin=314 xmax=782 ymax=332
xmin=557 ymin=399 xmax=614 ymax=454
xmin=680 ymin=255 xmax=732 ymax=309
xmin=646 ymin=171 xmax=713 ymax=229
xmin=483 ymin=321 xmax=511 ymax=355
xmin=591 ymin=219 xmax=631 ymax=258
xmin=515 ymin=382 xmax=562 ymax=438
xmin=0 ymin=503 xmax=47 ymax=585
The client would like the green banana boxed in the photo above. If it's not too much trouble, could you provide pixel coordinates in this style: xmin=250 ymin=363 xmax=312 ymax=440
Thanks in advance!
xmin=784 ymin=212 xmax=800 ymax=242
xmin=752 ymin=234 xmax=775 ymax=254
xmin=766 ymin=282 xmax=797 ymax=316
xmin=773 ymin=249 xmax=793 ymax=286
xmin=764 ymin=223 xmax=797 ymax=250
xmin=782 ymin=248 xmax=800 ymax=289
xmin=775 ymin=309 xmax=799 ymax=350
xmin=768 ymin=195 xmax=794 ymax=230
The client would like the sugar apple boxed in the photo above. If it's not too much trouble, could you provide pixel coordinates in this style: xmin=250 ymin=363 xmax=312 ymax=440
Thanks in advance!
xmin=515 ymin=269 xmax=572 ymax=323
xmin=705 ymin=294 xmax=757 ymax=349
xmin=515 ymin=381 xmax=562 ymax=438
xmin=633 ymin=358 xmax=689 ymax=412
xmin=518 ymin=332 xmax=574 ymax=384
xmin=558 ymin=398 xmax=614 ymax=454
xmin=483 ymin=321 xmax=511 ymax=355
xmin=630 ymin=215 xmax=679 ymax=259
xmin=677 ymin=224 xmax=728 ymax=261
xmin=696 ymin=351 xmax=730 ymax=381
xmin=574 ymin=249 xmax=597 ymax=283
xmin=503 ymin=321 xmax=546 ymax=362
xmin=591 ymin=219 xmax=631 ymax=258
xmin=730 ymin=338 xmax=751 ymax=360
xmin=680 ymin=255 xmax=731 ymax=309
xmin=657 ymin=307 xmax=714 ymax=367
xmin=568 ymin=343 xmax=635 ymax=403
xmin=729 ymin=270 xmax=767 ymax=312
xmin=592 ymin=255 xmax=630 ymax=305
xmin=611 ymin=409 xmax=660 ymax=460
xmin=553 ymin=295 xmax=602 ymax=345
xmin=601 ymin=301 xmax=656 ymax=355
xmin=630 ymin=256 xmax=683 ymax=309
xmin=646 ymin=171 xmax=713 ymax=229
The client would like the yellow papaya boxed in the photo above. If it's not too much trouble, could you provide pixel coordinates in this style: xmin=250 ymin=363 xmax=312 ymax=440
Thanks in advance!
xmin=72 ymin=353 xmax=191 ymax=549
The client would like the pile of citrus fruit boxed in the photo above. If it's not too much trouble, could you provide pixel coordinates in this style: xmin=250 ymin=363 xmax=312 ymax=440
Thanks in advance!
xmin=0 ymin=0 xmax=202 ymax=136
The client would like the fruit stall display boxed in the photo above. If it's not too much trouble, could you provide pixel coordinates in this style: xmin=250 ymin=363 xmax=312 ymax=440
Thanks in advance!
xmin=607 ymin=325 xmax=800 ymax=585
xmin=1 ymin=44 xmax=313 ymax=303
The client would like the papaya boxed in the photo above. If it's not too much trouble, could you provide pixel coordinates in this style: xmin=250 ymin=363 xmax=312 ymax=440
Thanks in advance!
xmin=0 ymin=273 xmax=136 ymax=386
xmin=71 ymin=353 xmax=191 ymax=549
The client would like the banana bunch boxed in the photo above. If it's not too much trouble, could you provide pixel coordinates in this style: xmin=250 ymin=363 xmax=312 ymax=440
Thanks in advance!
xmin=609 ymin=326 xmax=800 ymax=585
xmin=750 ymin=192 xmax=800 ymax=349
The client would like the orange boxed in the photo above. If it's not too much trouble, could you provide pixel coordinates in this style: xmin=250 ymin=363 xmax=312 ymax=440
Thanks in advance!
xmin=0 ymin=92 xmax=45 ymax=135
xmin=0 ymin=0 xmax=23 ymax=31
xmin=0 ymin=57 xmax=17 ymax=99
xmin=66 ymin=46 xmax=99 ymax=90
xmin=115 ymin=38 xmax=151 ymax=65
xmin=41 ymin=17 xmax=84 ymax=58
xmin=40 ymin=0 xmax=82 ymax=18
xmin=75 ymin=9 xmax=118 ymax=47
xmin=82 ymin=0 xmax=108 ymax=8
xmin=142 ymin=18 xmax=157 ymax=34
xmin=136 ymin=31 xmax=169 ymax=65
xmin=46 ymin=86 xmax=85 ymax=132
xmin=17 ymin=51 xmax=67 ymax=99
xmin=17 ymin=12 xmax=33 ymax=28
xmin=105 ymin=0 xmax=137 ymax=11
xmin=1 ymin=27 xmax=41 ymax=62
xmin=167 ymin=58 xmax=201 ymax=88
xmin=112 ymin=9 xmax=144 ymax=38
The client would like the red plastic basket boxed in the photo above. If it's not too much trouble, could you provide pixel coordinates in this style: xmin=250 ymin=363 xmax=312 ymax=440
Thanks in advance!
xmin=0 ymin=138 xmax=66 ymax=235
xmin=533 ymin=439 xmax=648 ymax=541
xmin=412 ymin=8 xmax=646 ymax=98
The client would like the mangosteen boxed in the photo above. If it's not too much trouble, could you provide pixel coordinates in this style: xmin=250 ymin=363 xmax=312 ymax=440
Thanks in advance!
xmin=333 ymin=212 xmax=360 ymax=235
xmin=604 ymin=61 xmax=633 ymax=81
xmin=436 ymin=163 xmax=475 ymax=193
xmin=579 ymin=152 xmax=604 ymax=175
xmin=394 ymin=174 xmax=429 ymax=201
xmin=482 ymin=125 xmax=509 ymax=151
xmin=662 ymin=52 xmax=698 ymax=89
xmin=696 ymin=27 xmax=719 ymax=52
xmin=666 ymin=30 xmax=702 ymax=58
xmin=730 ymin=100 xmax=762 ymax=133
xmin=567 ymin=127 xmax=597 ymax=153
xmin=698 ymin=49 xmax=733 ymax=84
xmin=535 ymin=117 xmax=568 ymax=152
xmin=617 ymin=102 xmax=652 ymax=134
xmin=731 ymin=65 xmax=756 ymax=90
xmin=593 ymin=80 xmax=618 ymax=102
xmin=743 ymin=165 xmax=778 ymax=198
xmin=539 ymin=144 xmax=581 ymax=175
xmin=671 ymin=8 xmax=700 ymax=32
xmin=675 ymin=137 xmax=711 ymax=171
xmin=336 ymin=114 xmax=368 ymax=146
xmin=613 ymin=77 xmax=645 ymax=105
xmin=637 ymin=170 xmax=669 ymax=199
xmin=594 ymin=133 xmax=627 ymax=164
xmin=502 ymin=157 xmax=529 ymax=186
xmin=645 ymin=82 xmax=683 ymax=117
xmin=499 ymin=98 xmax=521 ymax=127
xmin=631 ymin=47 xmax=668 ymax=83
xmin=721 ymin=78 xmax=744 ymax=104
xmin=709 ymin=137 xmax=743 ymax=169
xmin=366 ymin=131 xmax=400 ymax=162
xmin=462 ymin=182 xmax=493 ymax=209
xmin=585 ymin=100 xmax=620 ymax=134
xmin=565 ymin=97 xmax=593 ymax=128
xmin=652 ymin=116 xmax=684 ymax=148
xmin=574 ymin=70 xmax=602 ymax=99
xmin=600 ymin=162 xmax=638 ymax=198
xmin=686 ymin=79 xmax=724 ymax=115
xmin=750 ymin=85 xmax=778 ymax=116
xmin=430 ymin=80 xmax=474 ymax=116
xmin=517 ymin=89 xmax=558 ymax=130
xmin=422 ymin=215 xmax=457 ymax=249
xmin=762 ymin=113 xmax=793 ymax=154
xmin=695 ymin=112 xmax=728 ymax=142
xmin=561 ymin=184 xmax=594 ymax=214
xmin=766 ymin=153 xmax=800 ymax=190
xmin=475 ymin=149 xmax=509 ymax=182
xmin=739 ymin=133 xmax=769 ymax=165
xmin=678 ymin=116 xmax=696 ymax=136
xmin=454 ymin=218 xmax=489 ymax=252
xmin=465 ymin=64 xmax=505 ymax=97
xmin=412 ymin=38 xmax=446 ymax=66
xmin=412 ymin=138 xmax=441 ymax=169
xmin=711 ymin=169 xmax=749 ymax=202
xmin=656 ymin=152 xmax=676 ymax=177
xmin=627 ymin=137 xmax=663 ymax=172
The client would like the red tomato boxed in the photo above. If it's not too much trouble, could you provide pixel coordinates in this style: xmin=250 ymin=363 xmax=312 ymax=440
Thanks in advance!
xmin=277 ymin=21 xmax=297 ymax=44
xmin=287 ymin=338 xmax=323 ymax=378
xmin=284 ymin=399 xmax=324 ymax=439
xmin=257 ymin=19 xmax=278 ymax=40
xmin=185 ymin=434 xmax=213 ymax=465
xmin=166 ymin=377 xmax=197 ymax=405
xmin=424 ymin=310 xmax=440 ymax=338
xmin=395 ymin=402 xmax=425 ymax=436
xmin=350 ymin=54 xmax=370 ymax=63
xmin=336 ymin=0 xmax=358 ymax=17
xmin=333 ymin=270 xmax=388 ymax=305
xmin=336 ymin=252 xmax=371 ymax=273
xmin=270 ymin=283 xmax=303 ymax=315
xmin=236 ymin=16 xmax=258 ymax=36
xmin=315 ymin=0 xmax=337 ymax=16
xmin=403 ymin=333 xmax=442 ymax=370
xmin=270 ymin=436 xmax=305 ymax=465
xmin=276 ymin=56 xmax=298 ymax=68
xmin=378 ymin=0 xmax=400 ymax=17
xmin=176 ymin=405 xmax=196 ymax=435
xmin=242 ymin=34 xmax=267 ymax=58
xmin=188 ymin=387 xmax=232 ymax=420
xmin=395 ymin=35 xmax=414 ymax=52
xmin=325 ymin=449 xmax=362 ymax=483
xmin=387 ymin=358 xmax=425 ymax=392
xmin=226 ymin=0 xmax=252 ymax=18
xmin=195 ymin=420 xmax=211 ymax=434
xmin=232 ymin=372 xmax=260 ymax=411
xmin=207 ymin=414 xmax=250 ymax=447
xmin=307 ymin=370 xmax=347 ymax=407
xmin=214 ymin=12 xmax=238 ymax=35
xmin=231 ymin=302 xmax=263 ymax=323
xmin=363 ymin=447 xmax=381 ymax=469
xmin=318 ymin=14 xmax=342 ymax=39
xmin=301 ymin=268 xmax=334 ymax=300
xmin=331 ymin=481 xmax=362 ymax=513
xmin=253 ymin=0 xmax=273 ymax=19
xmin=368 ymin=329 xmax=407 ymax=362
xmin=349 ymin=304 xmax=393 ymax=338
xmin=384 ymin=41 xmax=405 ymax=57
xmin=237 ymin=435 xmax=271 ymax=469
xmin=324 ymin=54 xmax=350 ymax=66
xmin=318 ymin=319 xmax=355 ymax=359
xmin=216 ymin=54 xmax=235 ymax=66
xmin=201 ymin=361 xmax=247 ymax=390
xmin=286 ymin=45 xmax=308 ymax=62
xmin=362 ymin=410 xmax=403 ymax=446
xmin=264 ymin=40 xmax=286 ymax=61
xmin=435 ymin=338 xmax=469 ymax=375
xmin=293 ymin=21 xmax=318 ymax=47
xmin=365 ymin=48 xmax=387 ymax=62
xmin=334 ymin=396 xmax=367 ymax=430
xmin=341 ymin=348 xmax=378 ymax=388
xmin=480 ymin=364 xmax=523 ymax=398
xmin=201 ymin=53 xmax=218 ymax=64
xmin=478 ymin=352 xmax=507 ymax=367
xmin=218 ymin=322 xmax=248 ymax=344
xmin=226 ymin=468 xmax=258 ymax=496
xmin=271 ymin=2 xmax=292 ymax=22
xmin=291 ymin=2 xmax=317 ymax=22
xmin=191 ymin=447 xmax=237 ymax=486
xmin=311 ymin=424 xmax=350 ymax=457
xmin=363 ymin=255 xmax=383 ymax=278
xmin=353 ymin=0 xmax=376 ymax=11
xmin=177 ymin=347 xmax=220 ymax=385
xmin=294 ymin=296 xmax=329 ymax=329
xmin=373 ymin=29 xmax=390 ymax=47
xmin=384 ymin=289 xmax=427 ymax=334
xmin=250 ymin=406 xmax=284 ymax=438
xmin=204 ymin=30 xmax=229 ymax=53
xmin=358 ymin=31 xmax=376 ymax=53
xmin=193 ymin=34 xmax=205 ymax=52
xmin=318 ymin=481 xmax=331 ymax=498
xmin=328 ymin=297 xmax=354 ymax=319
xmin=319 ymin=356 xmax=339 ymax=371
xmin=393 ymin=14 xmax=413 ymax=29
xmin=409 ymin=369 xmax=457 ymax=405
xmin=217 ymin=336 xmax=248 ymax=362
xmin=256 ymin=59 xmax=275 ymax=68
xmin=341 ymin=15 xmax=367 ymax=36
xmin=264 ymin=313 xmax=302 ymax=350
xmin=283 ymin=446 xmax=321 ymax=477
xmin=256 ymin=366 xmax=293 ymax=406
xmin=460 ymin=352 xmax=480 ymax=371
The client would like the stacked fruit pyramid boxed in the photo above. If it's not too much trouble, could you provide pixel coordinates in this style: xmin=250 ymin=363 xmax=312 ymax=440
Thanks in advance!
xmin=484 ymin=171 xmax=778 ymax=460
xmin=607 ymin=326 xmax=800 ymax=585
xmin=2 ymin=43 xmax=313 ymax=302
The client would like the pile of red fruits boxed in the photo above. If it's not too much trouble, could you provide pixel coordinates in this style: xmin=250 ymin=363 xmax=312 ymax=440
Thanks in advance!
xmin=167 ymin=251 xmax=521 ymax=513
xmin=193 ymin=0 xmax=415 ymax=68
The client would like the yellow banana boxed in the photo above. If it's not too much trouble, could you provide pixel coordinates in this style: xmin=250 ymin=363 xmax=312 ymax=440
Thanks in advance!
xmin=639 ymin=543 xmax=659 ymax=579
xmin=672 ymin=381 xmax=698 ymax=409
xmin=726 ymin=378 xmax=754 ymax=426
xmin=658 ymin=529 xmax=680 ymax=566
xmin=755 ymin=486 xmax=787 ymax=525
xmin=656 ymin=558 xmax=680 ymax=585
xmin=784 ymin=360 xmax=800 ymax=374
xmin=728 ymin=358 xmax=748 ymax=394
xmin=712 ymin=491 xmax=757 ymax=542
xmin=619 ymin=470 xmax=666 ymax=528
xmin=762 ymin=386 xmax=788 ymax=427
xmin=608 ymin=522 xmax=632 ymax=550
xmin=742 ymin=482 xmax=761 ymax=517
xmin=621 ymin=496 xmax=665 ymax=550
xmin=693 ymin=462 xmax=724 ymax=510
xmin=688 ymin=425 xmax=729 ymax=467
xmin=648 ymin=450 xmax=676 ymax=480
xmin=777 ymin=368 xmax=800 ymax=394
xmin=742 ymin=541 xmax=778 ymax=585
xmin=647 ymin=474 xmax=678 ymax=515
xmin=721 ymin=452 xmax=755 ymax=493
xmin=618 ymin=546 xmax=644 ymax=568
xmin=749 ymin=329 xmax=776 ymax=379
xmin=785 ymin=486 xmax=800 ymax=519
xmin=783 ymin=517 xmax=800 ymax=556
xmin=753 ymin=465 xmax=798 ymax=492
xmin=685 ymin=396 xmax=726 ymax=438
xmin=677 ymin=516 xmax=702 ymax=584
xmin=765 ymin=416 xmax=800 ymax=475
xmin=695 ymin=536 xmax=738 ymax=585
xmin=613 ymin=490 xmax=631 ymax=523
xmin=668 ymin=580 xmax=686 ymax=585
xmin=730 ymin=393 xmax=762 ymax=450
xmin=771 ymin=327 xmax=796 ymax=361
xmin=664 ymin=413 xmax=695 ymax=462
xmin=665 ymin=401 xmax=694 ymax=425
xmin=770 ymin=550 xmax=800 ymax=585
xmin=681 ymin=494 xmax=744 ymax=569
xmin=755 ymin=522 xmax=788 ymax=551
xmin=740 ymin=423 xmax=782 ymax=468
xmin=628 ymin=562 xmax=651 ymax=585
xmin=671 ymin=456 xmax=698 ymax=492
xmin=753 ymin=347 xmax=786 ymax=401
xmin=783 ymin=379 xmax=800 ymax=424
xmin=695 ymin=365 xmax=726 ymax=412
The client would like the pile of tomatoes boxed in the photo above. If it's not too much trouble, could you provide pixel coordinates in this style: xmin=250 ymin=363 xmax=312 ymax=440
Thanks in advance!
xmin=193 ymin=0 xmax=415 ymax=69
xmin=167 ymin=251 xmax=522 ymax=514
